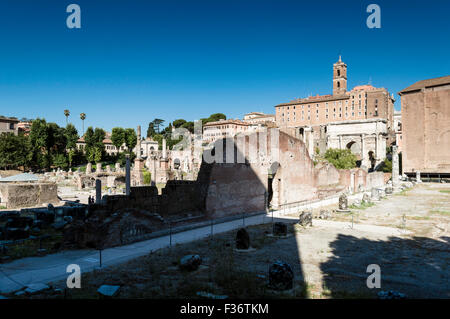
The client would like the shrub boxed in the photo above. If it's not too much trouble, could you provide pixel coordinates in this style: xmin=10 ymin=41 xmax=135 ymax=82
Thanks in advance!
xmin=323 ymin=148 xmax=357 ymax=169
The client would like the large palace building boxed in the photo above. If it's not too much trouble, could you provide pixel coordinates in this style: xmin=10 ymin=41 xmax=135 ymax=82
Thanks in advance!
xmin=273 ymin=57 xmax=396 ymax=170
xmin=274 ymin=57 xmax=395 ymax=136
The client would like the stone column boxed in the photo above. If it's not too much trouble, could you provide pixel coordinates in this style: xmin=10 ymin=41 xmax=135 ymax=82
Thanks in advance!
xmin=375 ymin=133 xmax=379 ymax=161
xmin=95 ymin=179 xmax=102 ymax=204
xmin=392 ymin=145 xmax=400 ymax=190
xmin=96 ymin=163 xmax=102 ymax=173
xmin=339 ymin=135 xmax=342 ymax=149
xmin=151 ymin=156 xmax=157 ymax=186
xmin=361 ymin=134 xmax=366 ymax=167
xmin=86 ymin=162 xmax=92 ymax=174
xmin=115 ymin=162 xmax=120 ymax=172
xmin=125 ymin=156 xmax=131 ymax=196
xmin=162 ymin=138 xmax=167 ymax=159
xmin=136 ymin=125 xmax=142 ymax=160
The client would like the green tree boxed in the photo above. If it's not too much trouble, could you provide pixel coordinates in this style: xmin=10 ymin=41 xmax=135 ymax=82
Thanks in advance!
xmin=181 ymin=121 xmax=194 ymax=133
xmin=146 ymin=122 xmax=156 ymax=138
xmin=208 ymin=113 xmax=226 ymax=122
xmin=172 ymin=119 xmax=187 ymax=128
xmin=124 ymin=128 xmax=137 ymax=153
xmin=65 ymin=123 xmax=79 ymax=150
xmin=84 ymin=127 xmax=95 ymax=148
xmin=94 ymin=147 xmax=103 ymax=163
xmin=323 ymin=148 xmax=357 ymax=169
xmin=152 ymin=119 xmax=165 ymax=134
xmin=29 ymin=118 xmax=50 ymax=170
xmin=0 ymin=133 xmax=32 ymax=170
xmin=64 ymin=109 xmax=70 ymax=125
xmin=68 ymin=149 xmax=76 ymax=167
xmin=111 ymin=127 xmax=126 ymax=151
xmin=381 ymin=158 xmax=392 ymax=173
xmin=80 ymin=113 xmax=86 ymax=135
xmin=53 ymin=153 xmax=68 ymax=169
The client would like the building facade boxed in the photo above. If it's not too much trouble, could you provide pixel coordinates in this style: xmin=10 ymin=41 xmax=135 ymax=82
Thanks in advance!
xmin=243 ymin=112 xmax=276 ymax=125
xmin=0 ymin=116 xmax=19 ymax=135
xmin=399 ymin=75 xmax=450 ymax=175
xmin=202 ymin=119 xmax=250 ymax=143
xmin=274 ymin=57 xmax=395 ymax=140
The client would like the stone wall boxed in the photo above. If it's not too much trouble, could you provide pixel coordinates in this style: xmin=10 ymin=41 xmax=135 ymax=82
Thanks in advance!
xmin=0 ymin=182 xmax=59 ymax=209
xmin=401 ymin=83 xmax=450 ymax=173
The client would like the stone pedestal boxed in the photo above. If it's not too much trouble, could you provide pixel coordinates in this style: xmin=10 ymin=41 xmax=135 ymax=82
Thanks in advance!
xmin=86 ymin=163 xmax=92 ymax=174
xmin=132 ymin=158 xmax=145 ymax=186
xmin=416 ymin=171 xmax=422 ymax=183
xmin=96 ymin=163 xmax=102 ymax=173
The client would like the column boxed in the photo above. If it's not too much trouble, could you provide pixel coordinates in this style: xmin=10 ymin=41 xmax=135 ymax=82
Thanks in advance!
xmin=162 ymin=138 xmax=167 ymax=159
xmin=95 ymin=179 xmax=102 ymax=204
xmin=361 ymin=134 xmax=366 ymax=167
xmin=392 ymin=145 xmax=400 ymax=190
xmin=136 ymin=125 xmax=142 ymax=159
xmin=125 ymin=156 xmax=131 ymax=196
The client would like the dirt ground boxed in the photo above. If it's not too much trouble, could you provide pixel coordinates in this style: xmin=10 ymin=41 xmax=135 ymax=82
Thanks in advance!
xmin=22 ymin=183 xmax=450 ymax=299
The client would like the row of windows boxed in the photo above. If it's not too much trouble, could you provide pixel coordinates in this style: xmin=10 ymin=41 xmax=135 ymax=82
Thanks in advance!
xmin=281 ymin=111 xmax=367 ymax=122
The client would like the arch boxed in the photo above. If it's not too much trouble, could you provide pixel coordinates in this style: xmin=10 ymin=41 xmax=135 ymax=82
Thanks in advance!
xmin=346 ymin=141 xmax=360 ymax=155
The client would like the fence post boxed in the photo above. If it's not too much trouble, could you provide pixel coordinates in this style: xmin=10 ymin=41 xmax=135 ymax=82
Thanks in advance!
xmin=210 ymin=219 xmax=213 ymax=238
xmin=169 ymin=222 xmax=172 ymax=247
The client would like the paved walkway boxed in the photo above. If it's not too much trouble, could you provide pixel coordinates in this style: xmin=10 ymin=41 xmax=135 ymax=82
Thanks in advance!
xmin=1 ymin=192 xmax=404 ymax=294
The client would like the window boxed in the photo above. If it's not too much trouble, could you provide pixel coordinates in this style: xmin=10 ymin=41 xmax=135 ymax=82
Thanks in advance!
xmin=337 ymin=70 xmax=340 ymax=76
xmin=337 ymin=82 xmax=340 ymax=88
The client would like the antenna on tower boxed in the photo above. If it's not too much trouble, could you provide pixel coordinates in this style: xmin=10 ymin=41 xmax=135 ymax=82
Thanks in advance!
xmin=369 ymin=76 xmax=372 ymax=85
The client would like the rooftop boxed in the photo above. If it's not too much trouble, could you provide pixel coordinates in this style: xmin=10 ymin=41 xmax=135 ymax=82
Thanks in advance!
xmin=203 ymin=119 xmax=249 ymax=126
xmin=398 ymin=75 xmax=450 ymax=95
xmin=0 ymin=173 xmax=39 ymax=182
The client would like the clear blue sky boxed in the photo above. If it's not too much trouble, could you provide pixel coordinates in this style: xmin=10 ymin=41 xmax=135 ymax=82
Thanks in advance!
xmin=0 ymin=0 xmax=449 ymax=134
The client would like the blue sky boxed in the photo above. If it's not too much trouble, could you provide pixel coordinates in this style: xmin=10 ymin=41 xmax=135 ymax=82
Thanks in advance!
xmin=0 ymin=0 xmax=449 ymax=134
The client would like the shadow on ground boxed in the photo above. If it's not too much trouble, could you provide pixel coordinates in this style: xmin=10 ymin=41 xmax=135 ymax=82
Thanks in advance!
xmin=320 ymin=234 xmax=450 ymax=298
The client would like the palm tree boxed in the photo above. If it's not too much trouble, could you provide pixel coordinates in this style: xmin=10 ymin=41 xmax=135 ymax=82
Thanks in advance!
xmin=64 ymin=109 xmax=70 ymax=125
xmin=80 ymin=113 xmax=86 ymax=136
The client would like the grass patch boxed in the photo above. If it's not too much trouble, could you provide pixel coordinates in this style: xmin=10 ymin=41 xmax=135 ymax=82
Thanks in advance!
xmin=1 ymin=232 xmax=63 ymax=260
xmin=407 ymin=215 xmax=431 ymax=221
xmin=438 ymin=190 xmax=450 ymax=194
xmin=429 ymin=210 xmax=450 ymax=216
xmin=395 ymin=189 xmax=409 ymax=196
xmin=349 ymin=202 xmax=375 ymax=210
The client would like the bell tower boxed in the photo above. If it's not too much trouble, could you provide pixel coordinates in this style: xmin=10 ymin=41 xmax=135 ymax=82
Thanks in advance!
xmin=333 ymin=55 xmax=347 ymax=95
